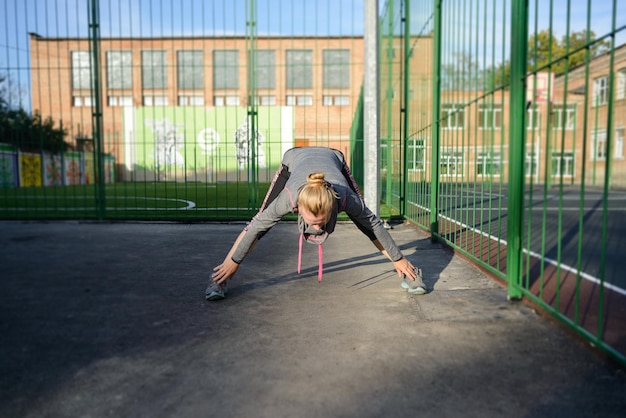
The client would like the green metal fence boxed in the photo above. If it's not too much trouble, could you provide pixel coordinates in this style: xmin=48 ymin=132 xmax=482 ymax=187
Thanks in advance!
xmin=1 ymin=0 xmax=624 ymax=366
xmin=381 ymin=0 xmax=626 ymax=366
xmin=1 ymin=0 xmax=366 ymax=220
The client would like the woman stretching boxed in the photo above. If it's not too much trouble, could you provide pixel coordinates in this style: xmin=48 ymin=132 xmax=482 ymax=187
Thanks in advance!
xmin=206 ymin=147 xmax=426 ymax=300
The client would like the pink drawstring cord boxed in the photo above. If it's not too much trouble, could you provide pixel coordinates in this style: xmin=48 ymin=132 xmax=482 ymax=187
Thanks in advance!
xmin=298 ymin=233 xmax=303 ymax=274
xmin=318 ymin=244 xmax=323 ymax=282
xmin=298 ymin=234 xmax=323 ymax=282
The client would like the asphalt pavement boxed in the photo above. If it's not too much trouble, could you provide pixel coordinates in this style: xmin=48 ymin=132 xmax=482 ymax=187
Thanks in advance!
xmin=1 ymin=220 xmax=625 ymax=418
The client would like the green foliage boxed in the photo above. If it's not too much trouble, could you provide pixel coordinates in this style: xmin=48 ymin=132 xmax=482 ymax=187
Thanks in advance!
xmin=484 ymin=29 xmax=611 ymax=88
xmin=528 ymin=29 xmax=610 ymax=73
xmin=483 ymin=60 xmax=511 ymax=90
xmin=0 ymin=74 xmax=71 ymax=153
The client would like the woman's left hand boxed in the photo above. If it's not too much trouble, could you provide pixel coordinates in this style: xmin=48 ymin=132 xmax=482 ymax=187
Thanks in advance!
xmin=393 ymin=257 xmax=416 ymax=279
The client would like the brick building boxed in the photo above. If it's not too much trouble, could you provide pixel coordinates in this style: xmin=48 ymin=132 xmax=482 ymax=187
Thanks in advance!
xmin=29 ymin=34 xmax=365 ymax=181
xmin=28 ymin=33 xmax=626 ymax=187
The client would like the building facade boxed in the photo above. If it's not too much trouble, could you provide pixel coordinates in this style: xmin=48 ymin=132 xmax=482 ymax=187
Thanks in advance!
xmin=29 ymin=34 xmax=365 ymax=181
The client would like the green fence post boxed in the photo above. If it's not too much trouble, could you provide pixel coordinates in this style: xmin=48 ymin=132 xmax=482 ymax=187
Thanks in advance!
xmin=89 ymin=0 xmax=106 ymax=220
xmin=430 ymin=0 xmax=442 ymax=240
xmin=400 ymin=0 xmax=410 ymax=216
xmin=246 ymin=0 xmax=259 ymax=209
xmin=384 ymin=0 xmax=394 ymax=206
xmin=506 ymin=0 xmax=528 ymax=301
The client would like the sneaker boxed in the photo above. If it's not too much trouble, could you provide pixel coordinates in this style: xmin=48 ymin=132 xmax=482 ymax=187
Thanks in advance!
xmin=401 ymin=267 xmax=427 ymax=295
xmin=205 ymin=280 xmax=228 ymax=301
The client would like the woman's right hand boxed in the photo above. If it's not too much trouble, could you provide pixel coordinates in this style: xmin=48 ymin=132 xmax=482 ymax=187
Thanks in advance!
xmin=212 ymin=258 xmax=240 ymax=284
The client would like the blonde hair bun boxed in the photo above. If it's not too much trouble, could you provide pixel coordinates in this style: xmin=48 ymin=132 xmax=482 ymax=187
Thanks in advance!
xmin=298 ymin=172 xmax=339 ymax=216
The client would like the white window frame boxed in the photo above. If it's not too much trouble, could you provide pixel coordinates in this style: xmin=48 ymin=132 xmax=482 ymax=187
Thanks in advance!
xmin=551 ymin=151 xmax=575 ymax=177
xmin=286 ymin=95 xmax=313 ymax=106
xmin=615 ymin=127 xmax=624 ymax=159
xmin=178 ymin=95 xmax=205 ymax=106
xmin=617 ymin=69 xmax=626 ymax=100
xmin=527 ymin=105 xmax=541 ymax=130
xmin=108 ymin=95 xmax=133 ymax=107
xmin=593 ymin=128 xmax=625 ymax=160
xmin=322 ymin=95 xmax=350 ymax=106
xmin=251 ymin=95 xmax=276 ymax=106
xmin=441 ymin=103 xmax=465 ymax=130
xmin=593 ymin=76 xmax=608 ymax=106
xmin=525 ymin=151 xmax=539 ymax=178
xmin=225 ymin=95 xmax=240 ymax=106
xmin=440 ymin=149 xmax=464 ymax=176
xmin=478 ymin=104 xmax=502 ymax=130
xmin=407 ymin=138 xmax=426 ymax=172
xmin=72 ymin=96 xmax=93 ymax=107
xmin=476 ymin=151 xmax=501 ymax=176
xmin=551 ymin=103 xmax=577 ymax=130
xmin=143 ymin=95 xmax=169 ymax=106
xmin=213 ymin=95 xmax=240 ymax=106
xmin=592 ymin=129 xmax=607 ymax=161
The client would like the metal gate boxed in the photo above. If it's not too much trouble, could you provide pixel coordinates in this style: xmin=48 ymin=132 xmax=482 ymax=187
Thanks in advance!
xmin=380 ymin=0 xmax=626 ymax=366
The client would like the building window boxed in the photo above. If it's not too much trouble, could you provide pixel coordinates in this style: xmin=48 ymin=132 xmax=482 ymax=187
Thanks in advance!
xmin=551 ymin=151 xmax=575 ymax=177
xmin=440 ymin=103 xmax=465 ymax=130
xmin=177 ymin=50 xmax=203 ymax=90
xmin=478 ymin=103 xmax=502 ymax=129
xmin=322 ymin=95 xmax=350 ymax=106
xmin=106 ymin=51 xmax=132 ymax=89
xmin=592 ymin=129 xmax=607 ymax=160
xmin=593 ymin=128 xmax=625 ymax=160
xmin=617 ymin=69 xmax=626 ymax=100
xmin=108 ymin=96 xmax=133 ymax=107
xmin=214 ymin=95 xmax=240 ymax=106
xmin=251 ymin=50 xmax=275 ymax=89
xmin=615 ymin=127 xmax=625 ymax=159
xmin=286 ymin=95 xmax=312 ymax=106
xmin=213 ymin=50 xmax=239 ymax=89
xmin=286 ymin=49 xmax=313 ymax=89
xmin=551 ymin=103 xmax=576 ymax=130
xmin=527 ymin=104 xmax=541 ymax=130
xmin=71 ymin=51 xmax=92 ymax=90
xmin=407 ymin=138 xmax=426 ymax=171
xmin=252 ymin=95 xmax=276 ymax=106
xmin=440 ymin=150 xmax=463 ymax=176
xmin=143 ymin=95 xmax=169 ymax=106
xmin=178 ymin=95 xmax=205 ymax=106
xmin=72 ymin=95 xmax=93 ymax=107
xmin=593 ymin=76 xmax=608 ymax=106
xmin=142 ymin=51 xmax=167 ymax=89
xmin=323 ymin=49 xmax=350 ymax=89
xmin=525 ymin=150 xmax=539 ymax=178
xmin=477 ymin=152 xmax=501 ymax=176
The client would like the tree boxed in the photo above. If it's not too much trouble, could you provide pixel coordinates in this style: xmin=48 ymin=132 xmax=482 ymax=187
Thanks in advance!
xmin=562 ymin=30 xmax=610 ymax=70
xmin=0 ymin=73 xmax=71 ymax=153
xmin=483 ymin=59 xmax=511 ymax=91
xmin=485 ymin=29 xmax=611 ymax=87
xmin=528 ymin=29 xmax=564 ymax=72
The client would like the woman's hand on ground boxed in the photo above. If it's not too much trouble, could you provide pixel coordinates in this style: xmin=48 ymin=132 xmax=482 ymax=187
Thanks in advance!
xmin=212 ymin=258 xmax=239 ymax=284
xmin=393 ymin=257 xmax=416 ymax=280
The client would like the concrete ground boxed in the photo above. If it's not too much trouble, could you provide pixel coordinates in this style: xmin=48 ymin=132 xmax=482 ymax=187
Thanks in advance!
xmin=0 ymin=220 xmax=625 ymax=418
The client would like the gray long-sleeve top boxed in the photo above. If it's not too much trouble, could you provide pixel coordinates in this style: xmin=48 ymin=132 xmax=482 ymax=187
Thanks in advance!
xmin=231 ymin=147 xmax=404 ymax=264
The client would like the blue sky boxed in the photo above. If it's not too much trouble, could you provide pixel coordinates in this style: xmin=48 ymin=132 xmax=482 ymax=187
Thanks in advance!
xmin=1 ymin=0 xmax=625 ymax=109
xmin=0 ymin=0 xmax=366 ymax=108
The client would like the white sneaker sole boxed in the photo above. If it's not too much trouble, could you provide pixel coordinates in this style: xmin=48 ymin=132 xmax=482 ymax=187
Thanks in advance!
xmin=401 ymin=281 xmax=427 ymax=295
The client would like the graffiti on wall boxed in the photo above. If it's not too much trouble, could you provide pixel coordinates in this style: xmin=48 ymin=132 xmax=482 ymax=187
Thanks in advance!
xmin=124 ymin=106 xmax=293 ymax=176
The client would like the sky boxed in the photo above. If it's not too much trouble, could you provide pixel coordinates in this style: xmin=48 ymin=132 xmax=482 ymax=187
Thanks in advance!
xmin=1 ymin=0 xmax=625 ymax=109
